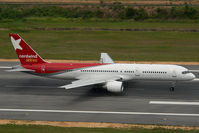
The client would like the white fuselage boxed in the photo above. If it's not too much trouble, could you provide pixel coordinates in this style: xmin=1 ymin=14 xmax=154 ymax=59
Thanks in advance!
xmin=49 ymin=64 xmax=195 ymax=82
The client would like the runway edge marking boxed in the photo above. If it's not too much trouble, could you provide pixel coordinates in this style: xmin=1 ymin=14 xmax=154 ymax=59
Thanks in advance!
xmin=149 ymin=101 xmax=199 ymax=105
xmin=0 ymin=109 xmax=199 ymax=116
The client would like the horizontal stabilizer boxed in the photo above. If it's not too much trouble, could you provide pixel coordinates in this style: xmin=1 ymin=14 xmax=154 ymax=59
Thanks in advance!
xmin=6 ymin=68 xmax=35 ymax=72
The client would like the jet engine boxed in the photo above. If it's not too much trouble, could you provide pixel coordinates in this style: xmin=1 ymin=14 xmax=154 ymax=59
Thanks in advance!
xmin=103 ymin=81 xmax=124 ymax=93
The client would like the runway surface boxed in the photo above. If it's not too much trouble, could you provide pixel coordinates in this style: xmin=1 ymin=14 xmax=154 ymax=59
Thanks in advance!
xmin=0 ymin=61 xmax=199 ymax=126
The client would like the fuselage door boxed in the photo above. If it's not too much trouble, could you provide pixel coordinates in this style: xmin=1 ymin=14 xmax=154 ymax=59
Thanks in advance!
xmin=135 ymin=68 xmax=140 ymax=76
xmin=172 ymin=69 xmax=177 ymax=77
xmin=41 ymin=65 xmax=46 ymax=73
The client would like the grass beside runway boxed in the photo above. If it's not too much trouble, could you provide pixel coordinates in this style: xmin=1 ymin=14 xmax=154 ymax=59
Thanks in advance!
xmin=1 ymin=18 xmax=199 ymax=61
xmin=2 ymin=17 xmax=199 ymax=30
xmin=0 ymin=124 xmax=199 ymax=133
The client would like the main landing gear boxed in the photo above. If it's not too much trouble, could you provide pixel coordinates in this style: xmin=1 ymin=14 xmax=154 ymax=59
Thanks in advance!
xmin=169 ymin=87 xmax=175 ymax=92
xmin=169 ymin=82 xmax=176 ymax=92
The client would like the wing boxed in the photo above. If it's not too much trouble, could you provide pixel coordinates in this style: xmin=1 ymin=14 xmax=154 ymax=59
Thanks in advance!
xmin=59 ymin=76 xmax=121 ymax=90
xmin=100 ymin=53 xmax=114 ymax=64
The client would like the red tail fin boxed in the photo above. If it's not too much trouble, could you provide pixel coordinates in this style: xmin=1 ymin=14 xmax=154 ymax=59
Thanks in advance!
xmin=9 ymin=34 xmax=46 ymax=65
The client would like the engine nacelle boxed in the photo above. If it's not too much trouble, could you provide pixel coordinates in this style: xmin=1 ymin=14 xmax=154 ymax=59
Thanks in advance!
xmin=104 ymin=81 xmax=124 ymax=93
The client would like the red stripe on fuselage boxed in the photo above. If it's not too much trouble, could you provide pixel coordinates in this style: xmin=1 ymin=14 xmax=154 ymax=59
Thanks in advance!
xmin=22 ymin=62 xmax=106 ymax=74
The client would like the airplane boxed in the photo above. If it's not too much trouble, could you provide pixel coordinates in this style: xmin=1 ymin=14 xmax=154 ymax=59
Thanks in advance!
xmin=0 ymin=34 xmax=197 ymax=92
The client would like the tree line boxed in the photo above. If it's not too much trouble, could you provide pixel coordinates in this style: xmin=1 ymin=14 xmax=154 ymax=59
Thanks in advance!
xmin=0 ymin=3 xmax=198 ymax=21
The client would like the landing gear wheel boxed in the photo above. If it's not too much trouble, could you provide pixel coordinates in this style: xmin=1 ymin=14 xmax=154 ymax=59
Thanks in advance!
xmin=92 ymin=86 xmax=99 ymax=92
xmin=170 ymin=81 xmax=176 ymax=92
xmin=92 ymin=85 xmax=102 ymax=92
xmin=170 ymin=87 xmax=175 ymax=92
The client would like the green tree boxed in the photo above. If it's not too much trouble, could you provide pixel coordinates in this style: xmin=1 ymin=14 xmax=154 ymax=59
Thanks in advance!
xmin=125 ymin=7 xmax=136 ymax=19
xmin=134 ymin=8 xmax=148 ymax=20
xmin=184 ymin=4 xmax=198 ymax=19
xmin=156 ymin=8 xmax=168 ymax=19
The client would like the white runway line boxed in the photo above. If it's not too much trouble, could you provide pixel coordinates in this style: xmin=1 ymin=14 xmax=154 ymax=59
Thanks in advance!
xmin=0 ymin=66 xmax=12 ymax=69
xmin=149 ymin=101 xmax=199 ymax=105
xmin=5 ymin=85 xmax=57 ymax=88
xmin=0 ymin=109 xmax=198 ymax=116
xmin=193 ymin=78 xmax=199 ymax=81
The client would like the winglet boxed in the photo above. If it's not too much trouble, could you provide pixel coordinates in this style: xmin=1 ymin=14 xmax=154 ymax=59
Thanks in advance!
xmin=100 ymin=53 xmax=114 ymax=64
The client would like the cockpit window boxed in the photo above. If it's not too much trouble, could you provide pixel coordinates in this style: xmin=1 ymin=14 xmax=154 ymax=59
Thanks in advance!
xmin=182 ymin=71 xmax=190 ymax=74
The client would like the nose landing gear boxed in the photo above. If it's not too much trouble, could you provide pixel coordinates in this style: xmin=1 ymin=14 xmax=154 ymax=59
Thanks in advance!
xmin=170 ymin=82 xmax=176 ymax=92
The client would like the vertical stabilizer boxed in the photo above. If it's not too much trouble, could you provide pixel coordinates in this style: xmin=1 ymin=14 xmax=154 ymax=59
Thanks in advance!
xmin=100 ymin=53 xmax=114 ymax=64
xmin=9 ymin=34 xmax=46 ymax=65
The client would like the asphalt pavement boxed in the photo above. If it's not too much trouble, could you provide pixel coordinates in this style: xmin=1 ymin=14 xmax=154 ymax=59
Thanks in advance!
xmin=0 ymin=61 xmax=199 ymax=126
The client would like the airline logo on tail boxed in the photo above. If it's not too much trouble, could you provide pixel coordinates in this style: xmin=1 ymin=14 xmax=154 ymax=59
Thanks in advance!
xmin=19 ymin=55 xmax=38 ymax=58
xmin=11 ymin=36 xmax=22 ymax=50
xmin=9 ymin=34 xmax=46 ymax=65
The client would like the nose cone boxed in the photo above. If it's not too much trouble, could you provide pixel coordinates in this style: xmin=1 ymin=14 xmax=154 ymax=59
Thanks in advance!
xmin=190 ymin=73 xmax=196 ymax=80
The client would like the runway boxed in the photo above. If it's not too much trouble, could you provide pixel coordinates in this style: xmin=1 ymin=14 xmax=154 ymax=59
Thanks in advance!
xmin=0 ymin=61 xmax=199 ymax=126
